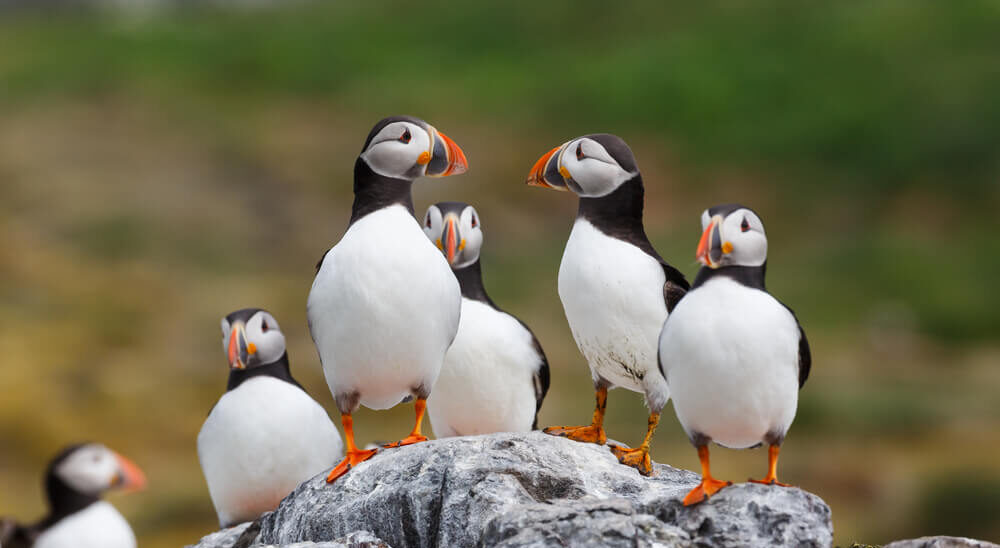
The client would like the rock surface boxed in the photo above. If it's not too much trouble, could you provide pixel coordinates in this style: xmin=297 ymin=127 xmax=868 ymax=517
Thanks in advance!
xmin=189 ymin=431 xmax=832 ymax=548
xmin=885 ymin=537 xmax=1000 ymax=548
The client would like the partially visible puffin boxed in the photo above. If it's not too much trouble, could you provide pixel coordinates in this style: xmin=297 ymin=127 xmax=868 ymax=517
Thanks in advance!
xmin=0 ymin=443 xmax=145 ymax=548
xmin=658 ymin=204 xmax=811 ymax=505
xmin=526 ymin=134 xmax=690 ymax=475
xmin=308 ymin=116 xmax=468 ymax=483
xmin=197 ymin=308 xmax=343 ymax=526
xmin=421 ymin=201 xmax=550 ymax=436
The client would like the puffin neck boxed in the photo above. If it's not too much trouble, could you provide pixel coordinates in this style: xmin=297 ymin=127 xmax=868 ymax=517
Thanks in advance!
xmin=350 ymin=157 xmax=414 ymax=225
xmin=42 ymin=473 xmax=99 ymax=526
xmin=576 ymin=175 xmax=647 ymax=237
xmin=226 ymin=353 xmax=303 ymax=392
xmin=692 ymin=262 xmax=767 ymax=291
xmin=452 ymin=259 xmax=497 ymax=308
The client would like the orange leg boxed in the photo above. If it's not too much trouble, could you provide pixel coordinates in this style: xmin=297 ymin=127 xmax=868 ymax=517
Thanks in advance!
xmin=609 ymin=412 xmax=659 ymax=476
xmin=383 ymin=398 xmax=430 ymax=448
xmin=543 ymin=385 xmax=608 ymax=445
xmin=682 ymin=445 xmax=732 ymax=505
xmin=749 ymin=444 xmax=791 ymax=487
xmin=326 ymin=413 xmax=377 ymax=483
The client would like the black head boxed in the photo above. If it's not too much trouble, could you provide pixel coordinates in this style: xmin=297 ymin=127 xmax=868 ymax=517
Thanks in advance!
xmin=220 ymin=308 xmax=286 ymax=371
xmin=358 ymin=115 xmax=468 ymax=180
xmin=696 ymin=203 xmax=768 ymax=269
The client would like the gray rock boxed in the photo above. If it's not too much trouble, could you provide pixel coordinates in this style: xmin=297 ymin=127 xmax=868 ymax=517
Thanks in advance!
xmin=187 ymin=522 xmax=251 ymax=548
xmin=223 ymin=431 xmax=833 ymax=548
xmin=188 ymin=524 xmax=390 ymax=548
xmin=885 ymin=537 xmax=1000 ymax=548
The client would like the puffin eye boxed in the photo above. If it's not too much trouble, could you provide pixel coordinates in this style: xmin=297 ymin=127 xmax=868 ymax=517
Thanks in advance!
xmin=400 ymin=128 xmax=411 ymax=144
xmin=470 ymin=215 xmax=478 ymax=228
xmin=426 ymin=214 xmax=432 ymax=228
xmin=576 ymin=143 xmax=584 ymax=161
xmin=261 ymin=320 xmax=269 ymax=333
xmin=741 ymin=217 xmax=751 ymax=232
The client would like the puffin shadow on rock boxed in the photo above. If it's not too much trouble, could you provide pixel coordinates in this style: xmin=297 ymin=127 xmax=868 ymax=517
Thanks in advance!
xmin=187 ymin=432 xmax=834 ymax=548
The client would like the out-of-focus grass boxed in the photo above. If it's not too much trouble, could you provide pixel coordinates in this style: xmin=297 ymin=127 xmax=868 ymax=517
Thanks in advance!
xmin=0 ymin=2 xmax=998 ymax=547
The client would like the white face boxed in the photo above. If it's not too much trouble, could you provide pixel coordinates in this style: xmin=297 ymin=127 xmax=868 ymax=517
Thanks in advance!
xmin=55 ymin=444 xmax=120 ymax=495
xmin=699 ymin=207 xmax=768 ymax=268
xmin=360 ymin=121 xmax=433 ymax=180
xmin=558 ymin=137 xmax=636 ymax=197
xmin=220 ymin=310 xmax=286 ymax=369
xmin=423 ymin=204 xmax=483 ymax=269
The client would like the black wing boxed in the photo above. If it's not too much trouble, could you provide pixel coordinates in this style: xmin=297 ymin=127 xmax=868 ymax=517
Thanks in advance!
xmin=531 ymin=336 xmax=551 ymax=430
xmin=781 ymin=303 xmax=811 ymax=389
xmin=662 ymin=263 xmax=690 ymax=313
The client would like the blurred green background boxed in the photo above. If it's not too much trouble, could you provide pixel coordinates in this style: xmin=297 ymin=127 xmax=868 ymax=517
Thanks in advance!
xmin=1 ymin=1 xmax=998 ymax=546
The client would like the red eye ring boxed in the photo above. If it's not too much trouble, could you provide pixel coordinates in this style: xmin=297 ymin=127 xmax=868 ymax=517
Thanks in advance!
xmin=741 ymin=217 xmax=751 ymax=232
xmin=576 ymin=143 xmax=584 ymax=160
xmin=400 ymin=128 xmax=411 ymax=144
xmin=471 ymin=215 xmax=478 ymax=228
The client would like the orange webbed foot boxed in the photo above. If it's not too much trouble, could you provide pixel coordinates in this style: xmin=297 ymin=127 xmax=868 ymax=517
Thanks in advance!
xmin=682 ymin=477 xmax=732 ymax=506
xmin=543 ymin=424 xmax=607 ymax=445
xmin=326 ymin=448 xmax=377 ymax=483
xmin=382 ymin=434 xmax=428 ymax=448
xmin=608 ymin=444 xmax=653 ymax=476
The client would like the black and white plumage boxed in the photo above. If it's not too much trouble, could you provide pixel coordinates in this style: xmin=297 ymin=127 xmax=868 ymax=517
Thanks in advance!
xmin=658 ymin=203 xmax=810 ymax=505
xmin=0 ymin=443 xmax=145 ymax=548
xmin=420 ymin=201 xmax=549 ymax=436
xmin=526 ymin=134 xmax=689 ymax=475
xmin=307 ymin=116 xmax=468 ymax=483
xmin=197 ymin=308 xmax=343 ymax=526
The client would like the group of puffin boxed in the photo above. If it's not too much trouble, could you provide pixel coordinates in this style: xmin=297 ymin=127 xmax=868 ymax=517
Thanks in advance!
xmin=0 ymin=115 xmax=809 ymax=546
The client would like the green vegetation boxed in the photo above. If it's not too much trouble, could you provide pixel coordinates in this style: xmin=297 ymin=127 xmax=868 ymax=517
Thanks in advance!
xmin=0 ymin=2 xmax=997 ymax=547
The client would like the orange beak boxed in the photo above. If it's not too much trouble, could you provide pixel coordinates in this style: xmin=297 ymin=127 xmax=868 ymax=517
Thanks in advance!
xmin=526 ymin=145 xmax=568 ymax=191
xmin=227 ymin=323 xmax=249 ymax=370
xmin=425 ymin=129 xmax=468 ymax=177
xmin=696 ymin=218 xmax=722 ymax=268
xmin=444 ymin=216 xmax=458 ymax=264
xmin=113 ymin=452 xmax=147 ymax=493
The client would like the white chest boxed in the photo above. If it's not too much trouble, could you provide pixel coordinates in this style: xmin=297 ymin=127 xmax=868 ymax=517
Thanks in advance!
xmin=33 ymin=502 xmax=135 ymax=548
xmin=197 ymin=377 xmax=343 ymax=525
xmin=307 ymin=205 xmax=462 ymax=410
xmin=427 ymin=299 xmax=541 ymax=436
xmin=557 ymin=219 xmax=668 ymax=392
xmin=659 ymin=277 xmax=801 ymax=448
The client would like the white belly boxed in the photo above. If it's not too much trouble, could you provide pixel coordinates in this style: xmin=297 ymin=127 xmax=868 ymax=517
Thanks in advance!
xmin=427 ymin=299 xmax=540 ymax=436
xmin=33 ymin=502 xmax=135 ymax=548
xmin=659 ymin=277 xmax=800 ymax=448
xmin=558 ymin=219 xmax=670 ymax=409
xmin=307 ymin=205 xmax=462 ymax=410
xmin=197 ymin=377 xmax=344 ymax=526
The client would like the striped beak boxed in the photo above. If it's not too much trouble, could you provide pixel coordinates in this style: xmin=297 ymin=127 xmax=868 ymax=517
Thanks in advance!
xmin=526 ymin=144 xmax=569 ymax=191
xmin=696 ymin=216 xmax=724 ymax=268
xmin=424 ymin=127 xmax=468 ymax=177
xmin=227 ymin=322 xmax=256 ymax=370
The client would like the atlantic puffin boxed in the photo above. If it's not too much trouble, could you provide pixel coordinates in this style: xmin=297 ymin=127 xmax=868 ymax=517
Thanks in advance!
xmin=525 ymin=134 xmax=689 ymax=475
xmin=308 ymin=116 xmax=468 ymax=482
xmin=197 ymin=308 xmax=343 ymax=526
xmin=658 ymin=204 xmax=811 ymax=505
xmin=420 ymin=201 xmax=549 ymax=436
xmin=0 ymin=443 xmax=145 ymax=548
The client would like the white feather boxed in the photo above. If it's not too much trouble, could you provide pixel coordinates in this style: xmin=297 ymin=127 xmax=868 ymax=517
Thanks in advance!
xmin=197 ymin=377 xmax=343 ymax=526
xmin=33 ymin=502 xmax=135 ymax=548
xmin=427 ymin=298 xmax=541 ymax=436
xmin=558 ymin=219 xmax=670 ymax=410
xmin=659 ymin=276 xmax=800 ymax=449
xmin=308 ymin=205 xmax=461 ymax=410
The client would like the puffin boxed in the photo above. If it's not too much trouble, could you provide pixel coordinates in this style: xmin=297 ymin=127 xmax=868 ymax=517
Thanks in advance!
xmin=307 ymin=115 xmax=468 ymax=482
xmin=197 ymin=308 xmax=343 ymax=526
xmin=525 ymin=134 xmax=690 ymax=475
xmin=658 ymin=204 xmax=811 ymax=505
xmin=420 ymin=201 xmax=550 ymax=436
xmin=0 ymin=443 xmax=146 ymax=548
